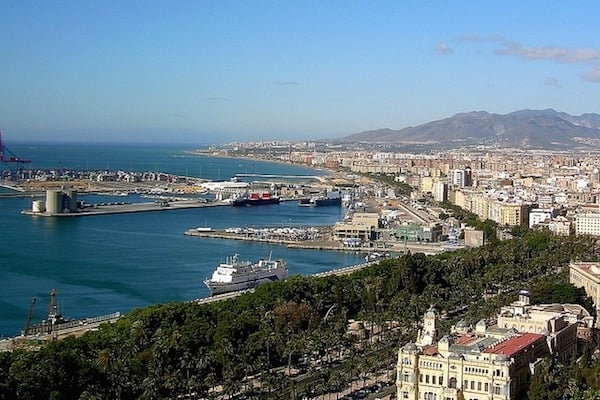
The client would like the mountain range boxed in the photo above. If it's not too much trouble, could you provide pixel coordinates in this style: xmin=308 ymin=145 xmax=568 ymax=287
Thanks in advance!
xmin=342 ymin=109 xmax=600 ymax=149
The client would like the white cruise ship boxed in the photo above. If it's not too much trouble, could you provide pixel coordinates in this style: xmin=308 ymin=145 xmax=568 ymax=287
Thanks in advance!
xmin=203 ymin=253 xmax=288 ymax=295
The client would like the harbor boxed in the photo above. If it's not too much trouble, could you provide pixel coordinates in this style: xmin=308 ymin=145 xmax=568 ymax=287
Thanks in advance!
xmin=185 ymin=225 xmax=448 ymax=254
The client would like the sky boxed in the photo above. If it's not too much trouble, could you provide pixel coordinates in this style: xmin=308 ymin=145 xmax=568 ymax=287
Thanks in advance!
xmin=2 ymin=1 xmax=600 ymax=144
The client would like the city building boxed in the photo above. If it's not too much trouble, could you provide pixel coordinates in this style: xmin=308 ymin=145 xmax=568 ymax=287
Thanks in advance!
xmin=464 ymin=228 xmax=485 ymax=247
xmin=449 ymin=168 xmax=473 ymax=188
xmin=432 ymin=181 xmax=448 ymax=203
xmin=574 ymin=210 xmax=600 ymax=236
xmin=396 ymin=291 xmax=590 ymax=400
xmin=528 ymin=208 xmax=556 ymax=228
xmin=570 ymin=261 xmax=600 ymax=328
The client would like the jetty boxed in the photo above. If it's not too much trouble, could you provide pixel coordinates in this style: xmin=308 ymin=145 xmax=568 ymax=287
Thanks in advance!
xmin=22 ymin=199 xmax=229 ymax=218
xmin=184 ymin=226 xmax=347 ymax=251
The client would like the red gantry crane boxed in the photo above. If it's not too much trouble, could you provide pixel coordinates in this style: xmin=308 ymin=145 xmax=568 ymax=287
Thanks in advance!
xmin=0 ymin=130 xmax=32 ymax=180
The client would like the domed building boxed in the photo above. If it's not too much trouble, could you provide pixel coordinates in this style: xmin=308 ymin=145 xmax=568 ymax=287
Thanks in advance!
xmin=396 ymin=291 xmax=590 ymax=400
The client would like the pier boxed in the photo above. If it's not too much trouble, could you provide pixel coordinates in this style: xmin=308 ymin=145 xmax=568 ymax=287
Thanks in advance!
xmin=0 ymin=312 xmax=121 ymax=352
xmin=234 ymin=173 xmax=326 ymax=182
xmin=184 ymin=226 xmax=348 ymax=251
xmin=22 ymin=199 xmax=229 ymax=217
xmin=185 ymin=227 xmax=448 ymax=255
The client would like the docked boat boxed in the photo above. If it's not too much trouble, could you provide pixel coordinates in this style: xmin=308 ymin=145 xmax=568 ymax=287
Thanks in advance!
xmin=298 ymin=191 xmax=342 ymax=207
xmin=203 ymin=253 xmax=288 ymax=295
xmin=232 ymin=192 xmax=280 ymax=206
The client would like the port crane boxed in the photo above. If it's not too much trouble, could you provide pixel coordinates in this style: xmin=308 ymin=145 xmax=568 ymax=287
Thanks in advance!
xmin=23 ymin=297 xmax=37 ymax=336
xmin=0 ymin=130 xmax=32 ymax=181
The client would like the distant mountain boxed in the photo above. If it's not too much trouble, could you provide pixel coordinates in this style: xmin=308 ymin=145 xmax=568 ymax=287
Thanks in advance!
xmin=343 ymin=109 xmax=600 ymax=148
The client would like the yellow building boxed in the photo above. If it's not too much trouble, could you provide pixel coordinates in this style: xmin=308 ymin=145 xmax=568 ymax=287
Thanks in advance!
xmin=332 ymin=212 xmax=380 ymax=243
xmin=499 ymin=203 xmax=528 ymax=226
xmin=420 ymin=176 xmax=435 ymax=193
xmin=397 ymin=314 xmax=547 ymax=399
xmin=470 ymin=194 xmax=490 ymax=222
xmin=397 ymin=292 xmax=587 ymax=400
xmin=570 ymin=261 xmax=600 ymax=328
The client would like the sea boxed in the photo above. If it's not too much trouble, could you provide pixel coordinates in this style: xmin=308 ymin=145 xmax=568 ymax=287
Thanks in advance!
xmin=0 ymin=142 xmax=365 ymax=337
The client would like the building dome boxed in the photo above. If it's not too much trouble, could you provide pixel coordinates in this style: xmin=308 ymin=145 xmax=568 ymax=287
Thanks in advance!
xmin=403 ymin=342 xmax=418 ymax=352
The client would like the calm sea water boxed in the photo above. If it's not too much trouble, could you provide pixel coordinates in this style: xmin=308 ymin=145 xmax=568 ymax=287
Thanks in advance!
xmin=0 ymin=143 xmax=363 ymax=337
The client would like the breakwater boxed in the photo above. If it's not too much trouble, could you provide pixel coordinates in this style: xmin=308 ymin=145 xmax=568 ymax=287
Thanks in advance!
xmin=22 ymin=199 xmax=228 ymax=217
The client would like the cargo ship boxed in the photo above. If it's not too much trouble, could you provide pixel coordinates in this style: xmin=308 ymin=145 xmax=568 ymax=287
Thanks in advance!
xmin=203 ymin=253 xmax=288 ymax=295
xmin=232 ymin=192 xmax=280 ymax=206
xmin=298 ymin=191 xmax=342 ymax=207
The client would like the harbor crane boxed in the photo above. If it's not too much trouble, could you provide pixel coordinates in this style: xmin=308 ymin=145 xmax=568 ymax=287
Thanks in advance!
xmin=0 ymin=130 xmax=32 ymax=181
xmin=23 ymin=297 xmax=37 ymax=336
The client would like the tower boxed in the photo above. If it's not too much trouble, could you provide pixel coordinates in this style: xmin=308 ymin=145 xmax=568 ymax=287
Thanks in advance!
xmin=416 ymin=305 xmax=442 ymax=346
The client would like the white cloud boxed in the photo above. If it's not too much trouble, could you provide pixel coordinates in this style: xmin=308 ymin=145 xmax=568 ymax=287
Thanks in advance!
xmin=436 ymin=42 xmax=454 ymax=55
xmin=495 ymin=41 xmax=600 ymax=64
xmin=582 ymin=64 xmax=600 ymax=82
xmin=544 ymin=77 xmax=561 ymax=87
xmin=454 ymin=35 xmax=600 ymax=83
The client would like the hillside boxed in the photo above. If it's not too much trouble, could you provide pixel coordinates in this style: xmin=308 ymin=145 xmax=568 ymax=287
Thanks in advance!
xmin=343 ymin=109 xmax=600 ymax=149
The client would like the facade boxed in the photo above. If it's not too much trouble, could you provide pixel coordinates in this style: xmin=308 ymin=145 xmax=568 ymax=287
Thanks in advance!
xmin=528 ymin=208 xmax=555 ymax=228
xmin=396 ymin=292 xmax=589 ymax=400
xmin=449 ymin=168 xmax=473 ymax=188
xmin=570 ymin=261 xmax=600 ymax=328
xmin=574 ymin=212 xmax=600 ymax=236
xmin=464 ymin=229 xmax=485 ymax=247
xmin=432 ymin=181 xmax=448 ymax=203
xmin=397 ymin=313 xmax=548 ymax=400
xmin=495 ymin=290 xmax=589 ymax=362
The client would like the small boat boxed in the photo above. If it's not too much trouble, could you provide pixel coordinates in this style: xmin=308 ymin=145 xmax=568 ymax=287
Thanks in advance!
xmin=203 ymin=253 xmax=288 ymax=295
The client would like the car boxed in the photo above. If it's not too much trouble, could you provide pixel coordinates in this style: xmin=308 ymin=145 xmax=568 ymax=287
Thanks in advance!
xmin=353 ymin=389 xmax=368 ymax=399
xmin=368 ymin=383 xmax=383 ymax=393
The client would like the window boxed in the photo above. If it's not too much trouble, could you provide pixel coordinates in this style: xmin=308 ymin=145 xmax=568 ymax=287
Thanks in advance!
xmin=402 ymin=392 xmax=409 ymax=399
xmin=439 ymin=376 xmax=443 ymax=386
xmin=478 ymin=382 xmax=482 ymax=391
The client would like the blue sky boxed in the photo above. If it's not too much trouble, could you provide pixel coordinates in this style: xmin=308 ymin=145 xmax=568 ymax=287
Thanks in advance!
xmin=2 ymin=1 xmax=600 ymax=144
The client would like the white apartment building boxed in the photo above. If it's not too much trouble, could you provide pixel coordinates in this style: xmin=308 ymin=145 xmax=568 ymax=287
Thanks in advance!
xmin=528 ymin=208 xmax=555 ymax=228
xmin=575 ymin=212 xmax=600 ymax=236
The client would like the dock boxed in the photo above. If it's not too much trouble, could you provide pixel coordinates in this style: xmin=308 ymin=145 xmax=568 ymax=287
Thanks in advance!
xmin=185 ymin=227 xmax=348 ymax=251
xmin=0 ymin=312 xmax=121 ymax=352
xmin=22 ymin=199 xmax=229 ymax=217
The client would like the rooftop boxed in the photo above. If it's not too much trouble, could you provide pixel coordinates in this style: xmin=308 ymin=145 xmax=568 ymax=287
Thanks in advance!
xmin=485 ymin=333 xmax=544 ymax=357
